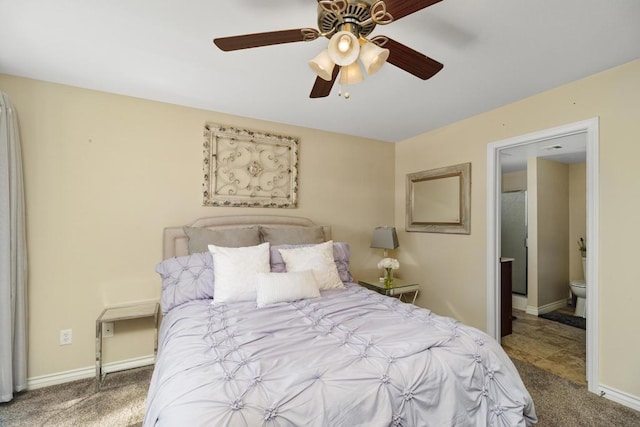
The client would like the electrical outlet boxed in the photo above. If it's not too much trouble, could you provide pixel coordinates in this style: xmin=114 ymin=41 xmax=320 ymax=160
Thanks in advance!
xmin=103 ymin=322 xmax=114 ymax=338
xmin=59 ymin=329 xmax=72 ymax=345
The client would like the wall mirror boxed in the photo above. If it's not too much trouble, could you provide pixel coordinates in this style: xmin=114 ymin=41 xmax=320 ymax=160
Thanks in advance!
xmin=406 ymin=162 xmax=471 ymax=234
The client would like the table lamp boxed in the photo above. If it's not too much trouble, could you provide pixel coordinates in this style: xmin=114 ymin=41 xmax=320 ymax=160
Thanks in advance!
xmin=370 ymin=226 xmax=399 ymax=257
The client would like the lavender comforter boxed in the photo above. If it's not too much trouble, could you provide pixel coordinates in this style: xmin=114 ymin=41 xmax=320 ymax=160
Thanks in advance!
xmin=144 ymin=284 xmax=536 ymax=426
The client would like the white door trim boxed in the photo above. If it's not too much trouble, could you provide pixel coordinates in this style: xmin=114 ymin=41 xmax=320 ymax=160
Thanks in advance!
xmin=486 ymin=117 xmax=599 ymax=394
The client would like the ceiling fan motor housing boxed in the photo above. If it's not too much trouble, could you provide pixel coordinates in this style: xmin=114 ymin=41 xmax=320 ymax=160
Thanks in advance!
xmin=318 ymin=1 xmax=377 ymax=38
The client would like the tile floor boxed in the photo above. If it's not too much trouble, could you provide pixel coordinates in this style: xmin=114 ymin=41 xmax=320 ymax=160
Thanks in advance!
xmin=501 ymin=308 xmax=587 ymax=385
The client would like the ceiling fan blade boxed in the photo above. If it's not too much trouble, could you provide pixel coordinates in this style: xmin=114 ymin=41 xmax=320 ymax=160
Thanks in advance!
xmin=214 ymin=28 xmax=319 ymax=51
xmin=310 ymin=66 xmax=341 ymax=98
xmin=372 ymin=36 xmax=443 ymax=80
xmin=383 ymin=0 xmax=443 ymax=21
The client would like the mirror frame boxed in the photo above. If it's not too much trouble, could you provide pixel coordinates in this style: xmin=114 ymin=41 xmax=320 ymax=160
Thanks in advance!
xmin=406 ymin=162 xmax=471 ymax=234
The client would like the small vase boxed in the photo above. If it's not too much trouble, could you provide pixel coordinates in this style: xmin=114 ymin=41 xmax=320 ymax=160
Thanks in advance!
xmin=384 ymin=268 xmax=394 ymax=288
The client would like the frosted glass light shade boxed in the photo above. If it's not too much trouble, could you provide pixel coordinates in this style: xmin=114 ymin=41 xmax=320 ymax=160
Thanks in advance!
xmin=359 ymin=42 xmax=390 ymax=75
xmin=328 ymin=31 xmax=360 ymax=66
xmin=308 ymin=49 xmax=335 ymax=81
xmin=339 ymin=61 xmax=364 ymax=85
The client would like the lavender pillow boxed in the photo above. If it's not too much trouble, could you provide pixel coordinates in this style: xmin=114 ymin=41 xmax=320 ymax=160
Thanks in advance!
xmin=270 ymin=242 xmax=354 ymax=283
xmin=156 ymin=252 xmax=214 ymax=314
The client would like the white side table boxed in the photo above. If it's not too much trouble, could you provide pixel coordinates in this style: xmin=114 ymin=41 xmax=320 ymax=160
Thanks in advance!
xmin=95 ymin=302 xmax=159 ymax=389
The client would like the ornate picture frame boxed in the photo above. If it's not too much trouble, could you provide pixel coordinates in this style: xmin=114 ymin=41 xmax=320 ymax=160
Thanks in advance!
xmin=203 ymin=124 xmax=299 ymax=208
xmin=406 ymin=162 xmax=471 ymax=234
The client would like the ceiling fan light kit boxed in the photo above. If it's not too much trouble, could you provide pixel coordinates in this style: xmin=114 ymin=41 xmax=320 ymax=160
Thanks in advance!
xmin=213 ymin=0 xmax=445 ymax=98
xmin=339 ymin=61 xmax=365 ymax=85
xmin=327 ymin=30 xmax=360 ymax=65
xmin=308 ymin=50 xmax=336 ymax=81
xmin=359 ymin=40 xmax=390 ymax=75
xmin=337 ymin=61 xmax=365 ymax=99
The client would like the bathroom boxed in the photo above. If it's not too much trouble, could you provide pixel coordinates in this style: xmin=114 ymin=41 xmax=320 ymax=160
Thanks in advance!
xmin=500 ymin=134 xmax=587 ymax=319
xmin=495 ymin=127 xmax=595 ymax=386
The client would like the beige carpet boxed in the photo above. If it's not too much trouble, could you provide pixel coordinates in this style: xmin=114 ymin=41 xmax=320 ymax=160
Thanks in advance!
xmin=0 ymin=367 xmax=151 ymax=426
xmin=511 ymin=358 xmax=640 ymax=426
xmin=1 ymin=360 xmax=639 ymax=426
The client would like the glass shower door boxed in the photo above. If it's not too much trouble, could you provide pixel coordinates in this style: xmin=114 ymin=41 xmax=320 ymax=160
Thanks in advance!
xmin=501 ymin=191 xmax=528 ymax=295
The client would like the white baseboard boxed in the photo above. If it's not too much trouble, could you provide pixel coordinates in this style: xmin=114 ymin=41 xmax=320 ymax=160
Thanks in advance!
xmin=512 ymin=294 xmax=528 ymax=311
xmin=599 ymin=384 xmax=640 ymax=412
xmin=26 ymin=355 xmax=155 ymax=390
xmin=525 ymin=298 xmax=568 ymax=316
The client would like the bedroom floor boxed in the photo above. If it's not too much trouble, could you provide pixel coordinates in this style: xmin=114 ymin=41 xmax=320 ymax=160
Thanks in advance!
xmin=501 ymin=308 xmax=586 ymax=386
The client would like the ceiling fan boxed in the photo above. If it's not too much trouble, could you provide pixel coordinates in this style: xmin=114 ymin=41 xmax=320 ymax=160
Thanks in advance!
xmin=213 ymin=0 xmax=445 ymax=98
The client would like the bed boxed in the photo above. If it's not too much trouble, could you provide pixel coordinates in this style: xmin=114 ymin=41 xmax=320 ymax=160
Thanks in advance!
xmin=144 ymin=215 xmax=536 ymax=426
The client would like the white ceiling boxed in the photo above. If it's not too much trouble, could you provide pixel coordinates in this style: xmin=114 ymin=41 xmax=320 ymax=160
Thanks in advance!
xmin=500 ymin=132 xmax=586 ymax=173
xmin=1 ymin=0 xmax=639 ymax=142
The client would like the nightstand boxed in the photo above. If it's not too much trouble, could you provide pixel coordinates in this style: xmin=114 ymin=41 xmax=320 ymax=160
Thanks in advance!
xmin=95 ymin=301 xmax=160 ymax=389
xmin=358 ymin=278 xmax=420 ymax=304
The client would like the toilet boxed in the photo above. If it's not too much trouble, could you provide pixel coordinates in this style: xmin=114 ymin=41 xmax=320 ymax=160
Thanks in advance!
xmin=569 ymin=280 xmax=586 ymax=318
xmin=569 ymin=257 xmax=587 ymax=318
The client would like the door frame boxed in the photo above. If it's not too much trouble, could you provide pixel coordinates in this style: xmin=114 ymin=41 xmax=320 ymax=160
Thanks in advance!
xmin=486 ymin=117 xmax=599 ymax=394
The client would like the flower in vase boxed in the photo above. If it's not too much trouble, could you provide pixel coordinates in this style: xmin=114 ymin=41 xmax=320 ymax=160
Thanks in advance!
xmin=378 ymin=258 xmax=399 ymax=288
xmin=377 ymin=258 xmax=400 ymax=270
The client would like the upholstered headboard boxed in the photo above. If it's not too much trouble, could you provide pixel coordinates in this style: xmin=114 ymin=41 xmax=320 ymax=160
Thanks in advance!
xmin=163 ymin=215 xmax=332 ymax=259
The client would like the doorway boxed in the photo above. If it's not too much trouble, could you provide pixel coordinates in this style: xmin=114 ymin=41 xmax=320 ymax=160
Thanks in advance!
xmin=486 ymin=118 xmax=599 ymax=395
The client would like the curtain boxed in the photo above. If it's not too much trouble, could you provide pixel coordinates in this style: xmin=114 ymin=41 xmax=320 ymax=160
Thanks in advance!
xmin=0 ymin=92 xmax=28 ymax=402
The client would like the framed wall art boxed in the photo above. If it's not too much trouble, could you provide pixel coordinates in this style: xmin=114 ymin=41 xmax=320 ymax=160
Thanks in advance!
xmin=203 ymin=124 xmax=299 ymax=208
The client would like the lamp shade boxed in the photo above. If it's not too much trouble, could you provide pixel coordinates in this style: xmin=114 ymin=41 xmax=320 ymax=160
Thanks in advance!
xmin=308 ymin=49 xmax=335 ymax=81
xmin=371 ymin=227 xmax=399 ymax=250
xmin=359 ymin=41 xmax=389 ymax=75
xmin=328 ymin=31 xmax=360 ymax=66
xmin=339 ymin=61 xmax=364 ymax=85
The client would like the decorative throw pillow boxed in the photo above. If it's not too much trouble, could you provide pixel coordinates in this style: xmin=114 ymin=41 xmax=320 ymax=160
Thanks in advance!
xmin=155 ymin=252 xmax=214 ymax=314
xmin=270 ymin=242 xmax=354 ymax=283
xmin=184 ymin=226 xmax=260 ymax=254
xmin=255 ymin=271 xmax=320 ymax=307
xmin=208 ymin=242 xmax=270 ymax=303
xmin=260 ymin=226 xmax=325 ymax=246
xmin=278 ymin=240 xmax=345 ymax=290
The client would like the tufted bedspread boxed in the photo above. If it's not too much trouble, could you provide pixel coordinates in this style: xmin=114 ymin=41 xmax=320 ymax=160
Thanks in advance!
xmin=143 ymin=284 xmax=536 ymax=426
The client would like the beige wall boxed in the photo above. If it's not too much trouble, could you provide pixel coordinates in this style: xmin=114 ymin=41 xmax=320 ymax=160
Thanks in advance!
xmin=0 ymin=74 xmax=395 ymax=379
xmin=532 ymin=158 xmax=569 ymax=307
xmin=569 ymin=163 xmax=587 ymax=281
xmin=527 ymin=159 xmax=584 ymax=309
xmin=395 ymin=59 xmax=640 ymax=397
xmin=502 ymin=170 xmax=527 ymax=192
xmin=526 ymin=158 xmax=539 ymax=308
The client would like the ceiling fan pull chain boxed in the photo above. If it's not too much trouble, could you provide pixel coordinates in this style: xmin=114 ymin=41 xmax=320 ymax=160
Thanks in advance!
xmin=338 ymin=84 xmax=351 ymax=99
xmin=340 ymin=75 xmax=350 ymax=99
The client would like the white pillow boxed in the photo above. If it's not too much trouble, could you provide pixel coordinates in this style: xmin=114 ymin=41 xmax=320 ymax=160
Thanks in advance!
xmin=208 ymin=242 xmax=270 ymax=303
xmin=255 ymin=271 xmax=320 ymax=307
xmin=278 ymin=240 xmax=345 ymax=290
